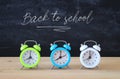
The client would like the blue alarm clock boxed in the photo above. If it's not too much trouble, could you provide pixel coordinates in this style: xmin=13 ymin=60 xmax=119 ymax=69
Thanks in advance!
xmin=50 ymin=40 xmax=71 ymax=69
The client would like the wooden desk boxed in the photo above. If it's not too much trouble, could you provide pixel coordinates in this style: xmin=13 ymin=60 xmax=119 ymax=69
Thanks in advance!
xmin=0 ymin=57 xmax=120 ymax=79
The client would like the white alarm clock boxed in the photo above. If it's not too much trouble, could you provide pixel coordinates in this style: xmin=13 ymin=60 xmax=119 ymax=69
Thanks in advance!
xmin=80 ymin=40 xmax=101 ymax=69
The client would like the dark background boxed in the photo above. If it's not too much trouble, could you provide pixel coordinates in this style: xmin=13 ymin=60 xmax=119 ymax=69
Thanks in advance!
xmin=0 ymin=0 xmax=120 ymax=57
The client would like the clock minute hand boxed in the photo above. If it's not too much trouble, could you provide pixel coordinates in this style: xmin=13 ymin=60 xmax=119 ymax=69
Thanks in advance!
xmin=55 ymin=57 xmax=61 ymax=61
xmin=55 ymin=54 xmax=66 ymax=61
xmin=89 ymin=51 xmax=92 ymax=59
xmin=60 ymin=50 xmax=62 ymax=57
xmin=86 ymin=51 xmax=91 ymax=60
xmin=30 ymin=51 xmax=32 ymax=57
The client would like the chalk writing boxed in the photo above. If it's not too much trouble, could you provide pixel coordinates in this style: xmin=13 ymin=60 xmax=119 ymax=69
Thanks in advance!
xmin=21 ymin=10 xmax=93 ymax=32
xmin=64 ymin=10 xmax=93 ymax=25
xmin=36 ymin=26 xmax=71 ymax=32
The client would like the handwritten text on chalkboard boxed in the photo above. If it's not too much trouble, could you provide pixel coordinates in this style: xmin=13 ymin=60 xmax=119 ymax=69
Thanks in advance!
xmin=21 ymin=10 xmax=93 ymax=32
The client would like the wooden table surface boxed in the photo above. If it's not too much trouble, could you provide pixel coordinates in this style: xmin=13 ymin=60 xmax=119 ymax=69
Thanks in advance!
xmin=0 ymin=57 xmax=120 ymax=79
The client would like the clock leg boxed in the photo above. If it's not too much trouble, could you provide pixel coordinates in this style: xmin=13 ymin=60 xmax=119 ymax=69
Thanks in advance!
xmin=51 ymin=66 xmax=70 ymax=69
xmin=51 ymin=66 xmax=55 ymax=69
xmin=80 ymin=66 xmax=85 ymax=69
xmin=30 ymin=66 xmax=38 ymax=69
xmin=35 ymin=65 xmax=38 ymax=69
xmin=66 ymin=66 xmax=70 ymax=69
xmin=80 ymin=66 xmax=99 ymax=69
xmin=96 ymin=66 xmax=99 ymax=69
xmin=20 ymin=66 xmax=24 ymax=70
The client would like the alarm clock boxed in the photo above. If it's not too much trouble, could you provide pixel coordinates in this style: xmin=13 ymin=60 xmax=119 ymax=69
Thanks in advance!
xmin=50 ymin=40 xmax=71 ymax=69
xmin=20 ymin=40 xmax=41 ymax=69
xmin=80 ymin=40 xmax=101 ymax=69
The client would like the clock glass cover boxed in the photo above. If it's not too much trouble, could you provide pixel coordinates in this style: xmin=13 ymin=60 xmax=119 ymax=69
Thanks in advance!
xmin=20 ymin=48 xmax=40 ymax=68
xmin=80 ymin=48 xmax=100 ymax=68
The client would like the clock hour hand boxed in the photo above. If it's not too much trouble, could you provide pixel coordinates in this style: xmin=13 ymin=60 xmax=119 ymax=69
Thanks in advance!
xmin=83 ymin=57 xmax=90 ymax=61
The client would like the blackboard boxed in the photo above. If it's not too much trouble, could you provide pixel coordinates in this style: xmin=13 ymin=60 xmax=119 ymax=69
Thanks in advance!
xmin=0 ymin=0 xmax=120 ymax=57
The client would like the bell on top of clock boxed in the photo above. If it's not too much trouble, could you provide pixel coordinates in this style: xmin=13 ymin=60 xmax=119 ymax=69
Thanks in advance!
xmin=79 ymin=40 xmax=101 ymax=69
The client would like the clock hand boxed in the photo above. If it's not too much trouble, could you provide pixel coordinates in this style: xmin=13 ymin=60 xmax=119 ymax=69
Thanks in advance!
xmin=27 ymin=59 xmax=30 ymax=63
xmin=28 ymin=51 xmax=30 ymax=57
xmin=30 ymin=51 xmax=32 ymax=57
xmin=25 ymin=54 xmax=32 ymax=61
xmin=25 ymin=57 xmax=31 ymax=60
xmin=83 ymin=57 xmax=90 ymax=61
xmin=61 ymin=54 xmax=66 ymax=58
xmin=82 ymin=51 xmax=90 ymax=61
xmin=55 ymin=51 xmax=64 ymax=61
xmin=55 ymin=54 xmax=67 ymax=61
xmin=60 ymin=50 xmax=62 ymax=57
xmin=30 ymin=51 xmax=31 ymax=56
xmin=55 ymin=57 xmax=61 ymax=61
xmin=55 ymin=51 xmax=62 ymax=61
xmin=87 ymin=51 xmax=91 ymax=59
xmin=28 ymin=51 xmax=33 ymax=59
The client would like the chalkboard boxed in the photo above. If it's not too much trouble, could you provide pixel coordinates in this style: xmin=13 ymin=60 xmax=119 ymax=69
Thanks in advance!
xmin=0 ymin=0 xmax=120 ymax=57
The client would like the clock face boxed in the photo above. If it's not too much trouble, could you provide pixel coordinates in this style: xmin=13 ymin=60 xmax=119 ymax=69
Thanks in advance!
xmin=80 ymin=48 xmax=100 ymax=68
xmin=20 ymin=48 xmax=40 ymax=68
xmin=50 ymin=48 xmax=71 ymax=68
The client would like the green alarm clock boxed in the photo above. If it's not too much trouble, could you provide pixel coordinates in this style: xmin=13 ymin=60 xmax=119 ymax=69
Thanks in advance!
xmin=20 ymin=40 xmax=41 ymax=69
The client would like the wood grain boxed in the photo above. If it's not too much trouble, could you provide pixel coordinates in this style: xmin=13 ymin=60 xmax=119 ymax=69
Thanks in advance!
xmin=0 ymin=57 xmax=120 ymax=79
